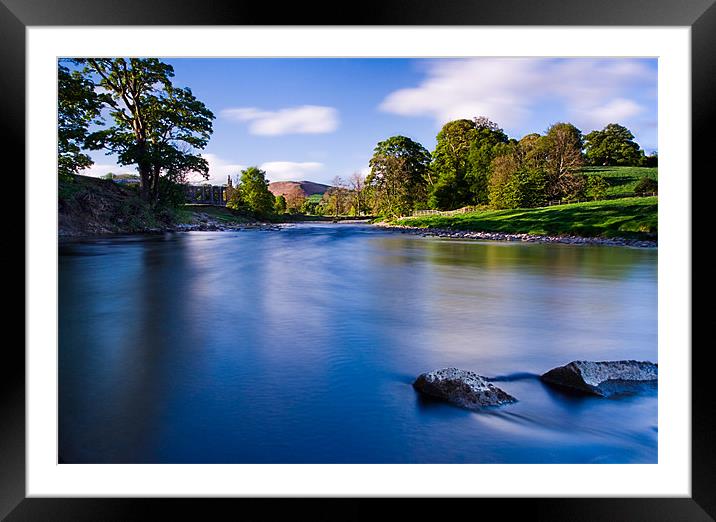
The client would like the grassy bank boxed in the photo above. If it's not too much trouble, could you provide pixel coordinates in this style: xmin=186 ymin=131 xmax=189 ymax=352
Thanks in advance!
xmin=581 ymin=166 xmax=658 ymax=196
xmin=394 ymin=197 xmax=657 ymax=240
xmin=174 ymin=204 xmax=255 ymax=225
xmin=59 ymin=175 xmax=257 ymax=236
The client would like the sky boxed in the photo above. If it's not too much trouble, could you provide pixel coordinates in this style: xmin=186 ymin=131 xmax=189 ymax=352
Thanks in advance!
xmin=82 ymin=57 xmax=658 ymax=186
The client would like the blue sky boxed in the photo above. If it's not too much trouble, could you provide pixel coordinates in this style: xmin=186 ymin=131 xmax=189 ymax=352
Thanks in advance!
xmin=84 ymin=58 xmax=658 ymax=185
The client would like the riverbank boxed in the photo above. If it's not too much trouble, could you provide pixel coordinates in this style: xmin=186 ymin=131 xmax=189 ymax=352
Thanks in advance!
xmin=384 ymin=197 xmax=657 ymax=247
xmin=378 ymin=223 xmax=656 ymax=247
xmin=59 ymin=175 xmax=282 ymax=237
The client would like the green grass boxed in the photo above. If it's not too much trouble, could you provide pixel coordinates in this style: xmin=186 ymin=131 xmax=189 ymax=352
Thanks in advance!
xmin=581 ymin=166 xmax=658 ymax=196
xmin=58 ymin=178 xmax=87 ymax=201
xmin=177 ymin=204 xmax=254 ymax=224
xmin=395 ymin=197 xmax=657 ymax=239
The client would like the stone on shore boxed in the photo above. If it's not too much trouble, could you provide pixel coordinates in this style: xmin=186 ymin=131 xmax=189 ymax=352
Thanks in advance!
xmin=413 ymin=368 xmax=517 ymax=410
xmin=541 ymin=360 xmax=657 ymax=397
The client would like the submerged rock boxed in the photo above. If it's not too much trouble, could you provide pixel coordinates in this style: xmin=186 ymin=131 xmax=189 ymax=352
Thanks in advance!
xmin=413 ymin=368 xmax=517 ymax=410
xmin=541 ymin=360 xmax=657 ymax=397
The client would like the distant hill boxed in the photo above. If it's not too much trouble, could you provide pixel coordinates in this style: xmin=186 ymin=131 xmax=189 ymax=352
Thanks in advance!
xmin=268 ymin=180 xmax=331 ymax=199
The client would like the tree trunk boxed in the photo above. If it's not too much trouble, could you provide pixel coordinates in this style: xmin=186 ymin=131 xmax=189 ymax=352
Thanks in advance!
xmin=151 ymin=165 xmax=161 ymax=206
xmin=138 ymin=162 xmax=152 ymax=203
xmin=136 ymin=139 xmax=152 ymax=203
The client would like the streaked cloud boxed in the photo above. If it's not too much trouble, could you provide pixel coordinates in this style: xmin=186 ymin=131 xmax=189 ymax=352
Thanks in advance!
xmin=221 ymin=105 xmax=339 ymax=136
xmin=380 ymin=58 xmax=655 ymax=137
xmin=80 ymin=163 xmax=136 ymax=178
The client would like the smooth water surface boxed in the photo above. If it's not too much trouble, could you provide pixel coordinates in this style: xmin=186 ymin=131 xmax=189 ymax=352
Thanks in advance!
xmin=59 ymin=223 xmax=657 ymax=463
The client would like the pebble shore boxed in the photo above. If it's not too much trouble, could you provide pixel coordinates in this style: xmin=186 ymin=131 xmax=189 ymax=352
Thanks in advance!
xmin=170 ymin=222 xmax=281 ymax=232
xmin=379 ymin=223 xmax=657 ymax=248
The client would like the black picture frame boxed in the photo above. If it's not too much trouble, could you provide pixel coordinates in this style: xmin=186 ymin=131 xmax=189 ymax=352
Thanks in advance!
xmin=5 ymin=0 xmax=711 ymax=519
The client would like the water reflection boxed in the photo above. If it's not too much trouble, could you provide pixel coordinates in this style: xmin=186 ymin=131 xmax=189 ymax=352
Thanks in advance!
xmin=59 ymin=224 xmax=657 ymax=463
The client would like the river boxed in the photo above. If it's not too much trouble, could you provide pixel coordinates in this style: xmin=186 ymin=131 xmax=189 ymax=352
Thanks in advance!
xmin=59 ymin=223 xmax=657 ymax=463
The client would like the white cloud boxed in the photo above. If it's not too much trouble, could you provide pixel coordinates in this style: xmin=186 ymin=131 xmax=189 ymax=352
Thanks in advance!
xmin=200 ymin=153 xmax=247 ymax=185
xmin=221 ymin=105 xmax=339 ymax=136
xmin=260 ymin=161 xmax=323 ymax=182
xmin=575 ymin=98 xmax=644 ymax=129
xmin=200 ymin=156 xmax=325 ymax=183
xmin=81 ymin=156 xmax=327 ymax=185
xmin=80 ymin=163 xmax=136 ymax=178
xmin=380 ymin=58 xmax=655 ymax=135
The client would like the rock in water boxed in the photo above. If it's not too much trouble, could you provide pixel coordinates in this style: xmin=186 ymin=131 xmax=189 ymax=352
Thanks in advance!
xmin=541 ymin=360 xmax=657 ymax=397
xmin=413 ymin=368 xmax=517 ymax=410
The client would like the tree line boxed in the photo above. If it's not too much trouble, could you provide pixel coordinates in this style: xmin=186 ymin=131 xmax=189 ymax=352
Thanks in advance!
xmin=221 ymin=116 xmax=657 ymax=220
xmin=59 ymin=58 xmax=656 ymax=218
xmin=362 ymin=117 xmax=657 ymax=217
xmin=224 ymin=169 xmax=367 ymax=219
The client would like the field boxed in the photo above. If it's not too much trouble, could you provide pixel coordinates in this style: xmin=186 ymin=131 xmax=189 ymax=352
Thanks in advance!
xmin=395 ymin=197 xmax=657 ymax=239
xmin=581 ymin=166 xmax=658 ymax=196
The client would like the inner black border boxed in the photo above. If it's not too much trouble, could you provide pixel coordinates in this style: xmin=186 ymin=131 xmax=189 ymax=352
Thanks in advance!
xmin=6 ymin=1 xmax=711 ymax=519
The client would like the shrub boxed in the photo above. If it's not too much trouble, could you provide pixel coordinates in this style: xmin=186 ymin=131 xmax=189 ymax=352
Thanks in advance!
xmin=158 ymin=177 xmax=187 ymax=208
xmin=585 ymin=175 xmax=609 ymax=200
xmin=634 ymin=177 xmax=658 ymax=195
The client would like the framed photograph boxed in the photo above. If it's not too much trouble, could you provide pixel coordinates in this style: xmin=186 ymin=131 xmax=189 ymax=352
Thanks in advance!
xmin=8 ymin=0 xmax=711 ymax=519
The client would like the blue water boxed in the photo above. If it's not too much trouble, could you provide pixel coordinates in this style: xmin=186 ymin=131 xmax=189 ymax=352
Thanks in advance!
xmin=58 ymin=223 xmax=657 ymax=463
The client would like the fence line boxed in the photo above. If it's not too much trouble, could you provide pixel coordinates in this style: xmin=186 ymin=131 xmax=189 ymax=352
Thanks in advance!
xmin=412 ymin=206 xmax=480 ymax=217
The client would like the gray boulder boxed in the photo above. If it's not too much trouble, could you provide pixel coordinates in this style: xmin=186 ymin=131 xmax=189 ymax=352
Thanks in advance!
xmin=541 ymin=360 xmax=657 ymax=397
xmin=413 ymin=368 xmax=517 ymax=410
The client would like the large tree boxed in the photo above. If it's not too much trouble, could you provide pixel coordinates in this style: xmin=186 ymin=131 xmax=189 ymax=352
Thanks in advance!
xmin=465 ymin=117 xmax=509 ymax=204
xmin=58 ymin=62 xmax=105 ymax=180
xmin=367 ymin=135 xmax=431 ymax=216
xmin=429 ymin=119 xmax=476 ymax=209
xmin=541 ymin=122 xmax=585 ymax=199
xmin=79 ymin=58 xmax=214 ymax=204
xmin=488 ymin=141 xmax=548 ymax=209
xmin=228 ymin=167 xmax=275 ymax=217
xmin=347 ymin=171 xmax=367 ymax=216
xmin=584 ymin=123 xmax=644 ymax=166
xmin=274 ymin=195 xmax=287 ymax=214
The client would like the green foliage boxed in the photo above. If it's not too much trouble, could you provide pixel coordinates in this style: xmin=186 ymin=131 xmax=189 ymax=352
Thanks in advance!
xmin=157 ymin=177 xmax=187 ymax=208
xmin=465 ymin=127 xmax=509 ymax=204
xmin=300 ymin=198 xmax=318 ymax=215
xmin=487 ymin=140 xmax=548 ymax=210
xmin=79 ymin=58 xmax=214 ymax=204
xmin=429 ymin=117 xmax=509 ymax=209
xmin=396 ymin=197 xmax=657 ymax=239
xmin=585 ymin=174 xmax=609 ymax=200
xmin=116 ymin=196 xmax=161 ymax=230
xmin=634 ymin=176 xmax=658 ymax=195
xmin=429 ymin=119 xmax=477 ymax=209
xmin=274 ymin=195 xmax=287 ymax=214
xmin=227 ymin=167 xmax=275 ymax=217
xmin=584 ymin=123 xmax=644 ymax=166
xmin=643 ymin=152 xmax=658 ymax=167
xmin=58 ymin=62 xmax=105 ymax=180
xmin=489 ymin=165 xmax=548 ymax=209
xmin=320 ymin=184 xmax=352 ymax=217
xmin=368 ymin=135 xmax=431 ymax=217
